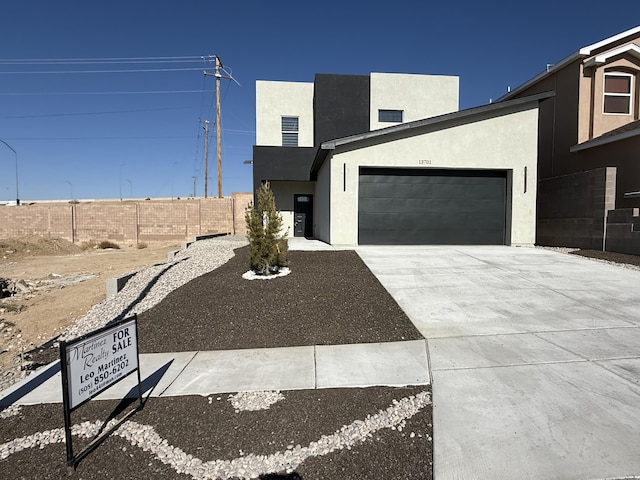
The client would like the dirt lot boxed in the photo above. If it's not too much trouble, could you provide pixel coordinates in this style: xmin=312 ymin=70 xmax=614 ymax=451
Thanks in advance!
xmin=0 ymin=236 xmax=181 ymax=386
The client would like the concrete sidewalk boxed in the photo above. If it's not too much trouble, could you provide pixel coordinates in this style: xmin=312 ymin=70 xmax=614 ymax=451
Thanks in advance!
xmin=0 ymin=339 xmax=430 ymax=408
xmin=357 ymin=245 xmax=640 ymax=480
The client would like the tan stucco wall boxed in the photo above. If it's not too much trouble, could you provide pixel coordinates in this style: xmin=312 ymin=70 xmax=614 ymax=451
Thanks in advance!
xmin=256 ymin=81 xmax=314 ymax=147
xmin=588 ymin=58 xmax=640 ymax=140
xmin=579 ymin=39 xmax=640 ymax=142
xmin=322 ymin=105 xmax=539 ymax=246
xmin=270 ymin=181 xmax=315 ymax=237
xmin=369 ymin=73 xmax=459 ymax=130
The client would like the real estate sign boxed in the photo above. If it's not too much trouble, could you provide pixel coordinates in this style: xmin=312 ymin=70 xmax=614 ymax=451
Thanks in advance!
xmin=61 ymin=316 xmax=139 ymax=410
xmin=59 ymin=316 xmax=142 ymax=469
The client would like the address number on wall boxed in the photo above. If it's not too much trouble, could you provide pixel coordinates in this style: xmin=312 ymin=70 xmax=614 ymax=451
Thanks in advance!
xmin=418 ymin=159 xmax=432 ymax=165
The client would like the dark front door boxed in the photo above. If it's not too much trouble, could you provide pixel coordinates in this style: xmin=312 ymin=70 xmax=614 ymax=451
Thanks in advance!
xmin=294 ymin=194 xmax=313 ymax=237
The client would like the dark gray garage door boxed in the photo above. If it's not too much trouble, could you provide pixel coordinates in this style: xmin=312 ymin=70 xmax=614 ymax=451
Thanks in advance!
xmin=358 ymin=168 xmax=507 ymax=245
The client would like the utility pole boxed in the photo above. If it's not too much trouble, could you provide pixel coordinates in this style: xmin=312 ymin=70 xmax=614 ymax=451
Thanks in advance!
xmin=192 ymin=176 xmax=197 ymax=197
xmin=215 ymin=56 xmax=222 ymax=199
xmin=201 ymin=120 xmax=210 ymax=198
xmin=204 ymin=56 xmax=237 ymax=198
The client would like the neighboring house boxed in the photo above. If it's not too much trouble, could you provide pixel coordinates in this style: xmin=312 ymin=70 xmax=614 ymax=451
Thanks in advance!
xmin=499 ymin=26 xmax=640 ymax=253
xmin=252 ymin=72 xmax=548 ymax=247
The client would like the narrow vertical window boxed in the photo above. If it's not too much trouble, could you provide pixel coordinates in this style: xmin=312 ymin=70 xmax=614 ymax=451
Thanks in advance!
xmin=281 ymin=116 xmax=299 ymax=146
xmin=603 ymin=73 xmax=633 ymax=114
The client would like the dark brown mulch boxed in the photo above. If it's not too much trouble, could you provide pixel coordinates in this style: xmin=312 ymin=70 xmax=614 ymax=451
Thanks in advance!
xmin=569 ymin=249 xmax=640 ymax=267
xmin=137 ymin=247 xmax=423 ymax=353
xmin=1 ymin=386 xmax=432 ymax=480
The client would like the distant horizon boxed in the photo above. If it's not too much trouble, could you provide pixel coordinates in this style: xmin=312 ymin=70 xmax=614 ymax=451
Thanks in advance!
xmin=0 ymin=192 xmax=253 ymax=206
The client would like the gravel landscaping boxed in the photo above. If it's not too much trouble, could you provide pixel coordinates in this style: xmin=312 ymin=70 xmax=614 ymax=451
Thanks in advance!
xmin=1 ymin=237 xmax=432 ymax=479
xmin=8 ymin=237 xmax=636 ymax=479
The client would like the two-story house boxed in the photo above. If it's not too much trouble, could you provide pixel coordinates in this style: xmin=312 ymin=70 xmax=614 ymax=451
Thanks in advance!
xmin=499 ymin=26 xmax=640 ymax=253
xmin=251 ymin=72 xmax=548 ymax=247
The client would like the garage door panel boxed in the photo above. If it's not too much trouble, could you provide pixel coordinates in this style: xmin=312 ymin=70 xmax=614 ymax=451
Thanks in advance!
xmin=359 ymin=226 xmax=505 ymax=245
xmin=360 ymin=172 xmax=504 ymax=187
xmin=360 ymin=198 xmax=505 ymax=214
xmin=358 ymin=168 xmax=507 ymax=245
xmin=360 ymin=183 xmax=505 ymax=200
xmin=360 ymin=211 xmax=505 ymax=230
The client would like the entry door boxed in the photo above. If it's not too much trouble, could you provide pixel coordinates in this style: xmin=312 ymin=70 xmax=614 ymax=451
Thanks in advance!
xmin=294 ymin=194 xmax=313 ymax=238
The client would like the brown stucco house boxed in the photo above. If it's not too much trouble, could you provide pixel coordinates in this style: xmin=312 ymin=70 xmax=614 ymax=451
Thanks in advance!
xmin=499 ymin=26 xmax=640 ymax=254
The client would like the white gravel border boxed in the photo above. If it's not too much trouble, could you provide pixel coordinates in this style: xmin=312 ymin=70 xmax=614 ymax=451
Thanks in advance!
xmin=60 ymin=236 xmax=248 ymax=341
xmin=536 ymin=245 xmax=640 ymax=271
xmin=242 ymin=267 xmax=291 ymax=280
xmin=0 ymin=391 xmax=431 ymax=478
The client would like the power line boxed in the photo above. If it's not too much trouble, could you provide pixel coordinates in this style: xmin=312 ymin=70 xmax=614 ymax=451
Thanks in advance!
xmin=0 ymin=90 xmax=208 ymax=96
xmin=0 ymin=106 xmax=192 ymax=119
xmin=2 ymin=136 xmax=197 ymax=140
xmin=0 ymin=67 xmax=207 ymax=74
xmin=0 ymin=55 xmax=210 ymax=65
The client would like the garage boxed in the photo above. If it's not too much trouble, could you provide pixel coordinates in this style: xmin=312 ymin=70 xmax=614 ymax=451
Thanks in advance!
xmin=358 ymin=168 xmax=507 ymax=245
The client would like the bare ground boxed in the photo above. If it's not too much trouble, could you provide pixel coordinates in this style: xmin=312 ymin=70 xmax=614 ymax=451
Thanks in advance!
xmin=0 ymin=236 xmax=181 ymax=387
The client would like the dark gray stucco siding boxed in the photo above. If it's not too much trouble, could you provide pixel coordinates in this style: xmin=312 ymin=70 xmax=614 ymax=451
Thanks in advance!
xmin=252 ymin=146 xmax=316 ymax=192
xmin=313 ymin=74 xmax=370 ymax=146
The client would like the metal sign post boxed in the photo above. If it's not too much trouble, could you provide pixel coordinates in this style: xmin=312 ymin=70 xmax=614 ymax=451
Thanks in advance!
xmin=59 ymin=315 xmax=143 ymax=471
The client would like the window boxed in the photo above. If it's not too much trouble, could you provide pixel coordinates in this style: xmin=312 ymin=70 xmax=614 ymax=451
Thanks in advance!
xmin=281 ymin=116 xmax=299 ymax=146
xmin=378 ymin=109 xmax=403 ymax=123
xmin=604 ymin=72 xmax=633 ymax=114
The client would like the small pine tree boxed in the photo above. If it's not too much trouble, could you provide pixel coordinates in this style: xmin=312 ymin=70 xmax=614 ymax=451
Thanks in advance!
xmin=245 ymin=182 xmax=288 ymax=274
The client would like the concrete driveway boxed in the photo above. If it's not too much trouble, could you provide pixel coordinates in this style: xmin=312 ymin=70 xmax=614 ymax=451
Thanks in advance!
xmin=357 ymin=245 xmax=640 ymax=480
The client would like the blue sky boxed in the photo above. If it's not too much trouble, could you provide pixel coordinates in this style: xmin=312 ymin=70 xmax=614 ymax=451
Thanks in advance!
xmin=1 ymin=1 xmax=639 ymax=201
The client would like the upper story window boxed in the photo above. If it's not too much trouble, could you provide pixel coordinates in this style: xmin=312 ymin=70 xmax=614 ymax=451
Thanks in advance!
xmin=603 ymin=72 xmax=633 ymax=115
xmin=378 ymin=109 xmax=403 ymax=123
xmin=281 ymin=116 xmax=299 ymax=146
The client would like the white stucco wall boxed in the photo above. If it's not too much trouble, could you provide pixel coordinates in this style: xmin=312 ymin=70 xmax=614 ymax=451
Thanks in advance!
xmin=256 ymin=81 xmax=314 ymax=147
xmin=370 ymin=73 xmax=459 ymax=131
xmin=323 ymin=104 xmax=539 ymax=246
xmin=269 ymin=181 xmax=316 ymax=237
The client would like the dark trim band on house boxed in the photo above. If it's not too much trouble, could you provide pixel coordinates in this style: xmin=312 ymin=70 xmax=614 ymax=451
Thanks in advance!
xmin=310 ymin=91 xmax=555 ymax=180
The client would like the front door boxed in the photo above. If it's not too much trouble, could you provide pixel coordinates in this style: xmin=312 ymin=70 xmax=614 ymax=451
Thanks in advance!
xmin=294 ymin=194 xmax=313 ymax=238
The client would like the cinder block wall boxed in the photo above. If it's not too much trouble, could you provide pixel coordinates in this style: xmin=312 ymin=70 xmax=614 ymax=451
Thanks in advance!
xmin=606 ymin=208 xmax=640 ymax=255
xmin=537 ymin=167 xmax=616 ymax=249
xmin=0 ymin=204 xmax=73 ymax=239
xmin=232 ymin=192 xmax=253 ymax=235
xmin=0 ymin=195 xmax=252 ymax=244
xmin=75 ymin=202 xmax=138 ymax=243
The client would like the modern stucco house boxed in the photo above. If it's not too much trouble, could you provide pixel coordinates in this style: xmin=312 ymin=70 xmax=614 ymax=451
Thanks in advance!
xmin=252 ymin=72 xmax=548 ymax=247
xmin=499 ymin=26 xmax=640 ymax=253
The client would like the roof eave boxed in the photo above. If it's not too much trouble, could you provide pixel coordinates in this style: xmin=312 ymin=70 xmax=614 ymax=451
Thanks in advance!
xmin=324 ymin=91 xmax=554 ymax=150
xmin=310 ymin=91 xmax=554 ymax=177
xmin=498 ymin=25 xmax=640 ymax=102
xmin=570 ymin=128 xmax=640 ymax=152
xmin=579 ymin=25 xmax=640 ymax=55
xmin=497 ymin=51 xmax=581 ymax=102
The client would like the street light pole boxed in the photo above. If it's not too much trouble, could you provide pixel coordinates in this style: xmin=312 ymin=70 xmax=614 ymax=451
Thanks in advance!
xmin=119 ymin=163 xmax=126 ymax=201
xmin=0 ymin=139 xmax=19 ymax=205
xmin=65 ymin=180 xmax=73 ymax=201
